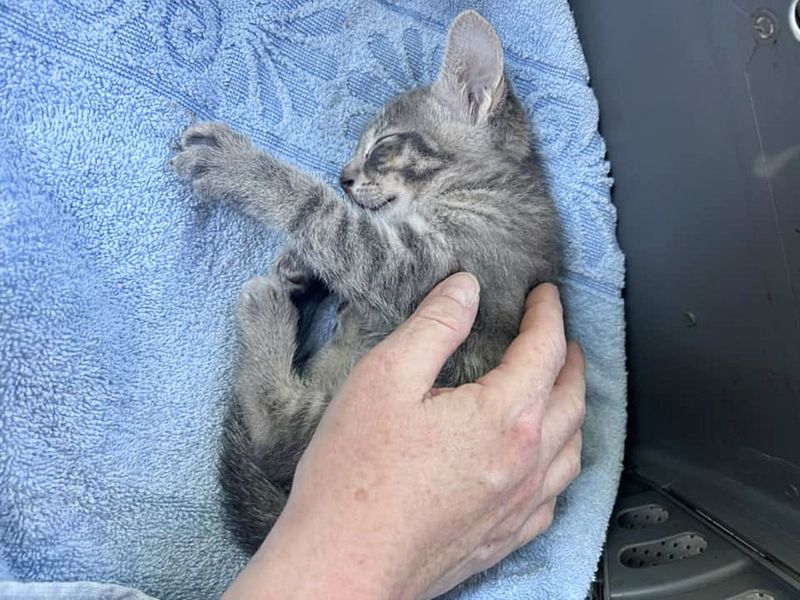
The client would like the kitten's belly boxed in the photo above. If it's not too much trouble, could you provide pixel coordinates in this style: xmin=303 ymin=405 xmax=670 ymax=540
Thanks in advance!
xmin=329 ymin=306 xmax=514 ymax=392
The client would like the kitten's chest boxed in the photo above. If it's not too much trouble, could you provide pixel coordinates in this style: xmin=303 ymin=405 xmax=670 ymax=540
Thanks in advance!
xmin=348 ymin=307 xmax=396 ymax=349
xmin=330 ymin=305 xmax=399 ymax=365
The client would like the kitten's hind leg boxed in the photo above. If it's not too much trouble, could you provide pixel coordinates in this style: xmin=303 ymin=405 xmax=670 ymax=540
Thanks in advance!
xmin=232 ymin=265 xmax=328 ymax=484
xmin=221 ymin=267 xmax=333 ymax=553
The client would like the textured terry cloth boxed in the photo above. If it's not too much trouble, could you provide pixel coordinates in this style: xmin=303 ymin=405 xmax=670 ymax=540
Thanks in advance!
xmin=0 ymin=581 xmax=157 ymax=600
xmin=0 ymin=1 xmax=626 ymax=598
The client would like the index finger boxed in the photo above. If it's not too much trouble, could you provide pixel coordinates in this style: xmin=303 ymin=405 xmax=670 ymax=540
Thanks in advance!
xmin=478 ymin=283 xmax=567 ymax=410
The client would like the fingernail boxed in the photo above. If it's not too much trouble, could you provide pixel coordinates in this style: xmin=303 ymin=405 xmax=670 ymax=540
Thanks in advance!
xmin=542 ymin=282 xmax=559 ymax=299
xmin=440 ymin=273 xmax=480 ymax=308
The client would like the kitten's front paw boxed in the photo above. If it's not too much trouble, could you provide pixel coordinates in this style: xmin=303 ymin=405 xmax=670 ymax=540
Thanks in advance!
xmin=169 ymin=122 xmax=256 ymax=202
xmin=274 ymin=251 xmax=311 ymax=295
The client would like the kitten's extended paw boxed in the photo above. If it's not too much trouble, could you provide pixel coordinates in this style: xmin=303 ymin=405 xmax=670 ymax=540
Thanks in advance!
xmin=273 ymin=251 xmax=311 ymax=295
xmin=169 ymin=122 xmax=257 ymax=202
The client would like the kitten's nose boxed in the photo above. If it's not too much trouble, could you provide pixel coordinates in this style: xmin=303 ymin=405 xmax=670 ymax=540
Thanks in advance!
xmin=339 ymin=165 xmax=357 ymax=193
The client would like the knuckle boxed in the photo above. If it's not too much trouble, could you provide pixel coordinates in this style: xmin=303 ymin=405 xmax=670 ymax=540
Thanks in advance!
xmin=542 ymin=502 xmax=556 ymax=530
xmin=516 ymin=524 xmax=532 ymax=549
xmin=571 ymin=391 xmax=587 ymax=430
xmin=481 ymin=468 xmax=513 ymax=495
xmin=541 ymin=510 xmax=555 ymax=532
xmin=519 ymin=470 xmax=545 ymax=502
xmin=560 ymin=436 xmax=583 ymax=484
xmin=509 ymin=412 xmax=543 ymax=454
xmin=483 ymin=453 xmax=529 ymax=494
xmin=412 ymin=300 xmax=465 ymax=336
xmin=522 ymin=504 xmax=555 ymax=543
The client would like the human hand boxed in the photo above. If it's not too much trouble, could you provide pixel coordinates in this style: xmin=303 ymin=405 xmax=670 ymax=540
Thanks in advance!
xmin=224 ymin=274 xmax=585 ymax=600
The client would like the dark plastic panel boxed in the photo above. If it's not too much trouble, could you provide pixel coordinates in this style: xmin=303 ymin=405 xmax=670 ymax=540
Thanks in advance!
xmin=569 ymin=0 xmax=800 ymax=579
xmin=604 ymin=480 xmax=800 ymax=598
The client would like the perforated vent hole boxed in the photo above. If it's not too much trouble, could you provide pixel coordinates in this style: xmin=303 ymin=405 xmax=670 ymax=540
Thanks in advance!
xmin=620 ymin=533 xmax=707 ymax=568
xmin=616 ymin=504 xmax=670 ymax=530
xmin=727 ymin=592 xmax=775 ymax=600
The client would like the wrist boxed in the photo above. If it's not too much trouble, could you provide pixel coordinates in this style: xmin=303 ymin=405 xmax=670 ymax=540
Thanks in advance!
xmin=223 ymin=493 xmax=422 ymax=600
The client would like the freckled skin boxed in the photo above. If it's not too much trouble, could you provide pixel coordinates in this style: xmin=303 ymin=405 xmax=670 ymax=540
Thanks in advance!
xmin=170 ymin=11 xmax=560 ymax=555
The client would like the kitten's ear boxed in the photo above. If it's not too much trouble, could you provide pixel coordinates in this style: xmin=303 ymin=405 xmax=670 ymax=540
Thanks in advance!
xmin=434 ymin=11 xmax=505 ymax=123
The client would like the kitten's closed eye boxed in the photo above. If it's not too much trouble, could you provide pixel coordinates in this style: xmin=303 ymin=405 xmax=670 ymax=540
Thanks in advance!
xmin=366 ymin=134 xmax=401 ymax=158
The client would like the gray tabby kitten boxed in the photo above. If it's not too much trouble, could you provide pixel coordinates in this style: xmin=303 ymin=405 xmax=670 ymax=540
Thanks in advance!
xmin=171 ymin=10 xmax=560 ymax=555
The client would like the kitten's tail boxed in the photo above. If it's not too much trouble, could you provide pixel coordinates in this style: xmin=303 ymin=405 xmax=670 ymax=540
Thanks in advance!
xmin=218 ymin=407 xmax=288 ymax=555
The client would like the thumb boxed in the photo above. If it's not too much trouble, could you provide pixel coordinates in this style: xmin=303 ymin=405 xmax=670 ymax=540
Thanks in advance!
xmin=371 ymin=272 xmax=480 ymax=393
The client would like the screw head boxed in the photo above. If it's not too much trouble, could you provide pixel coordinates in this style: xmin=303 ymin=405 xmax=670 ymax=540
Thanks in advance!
xmin=752 ymin=10 xmax=778 ymax=40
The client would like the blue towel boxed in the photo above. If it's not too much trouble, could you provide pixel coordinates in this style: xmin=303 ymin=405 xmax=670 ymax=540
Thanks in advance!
xmin=0 ymin=1 xmax=626 ymax=598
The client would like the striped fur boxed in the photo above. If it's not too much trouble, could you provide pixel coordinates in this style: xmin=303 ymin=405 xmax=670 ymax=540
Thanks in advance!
xmin=170 ymin=11 xmax=561 ymax=555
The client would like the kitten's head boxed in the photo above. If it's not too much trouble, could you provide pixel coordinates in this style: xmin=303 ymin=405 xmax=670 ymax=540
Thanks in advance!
xmin=340 ymin=11 xmax=531 ymax=213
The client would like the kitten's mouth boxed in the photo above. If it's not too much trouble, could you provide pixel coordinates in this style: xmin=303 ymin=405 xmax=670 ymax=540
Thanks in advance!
xmin=351 ymin=195 xmax=397 ymax=211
